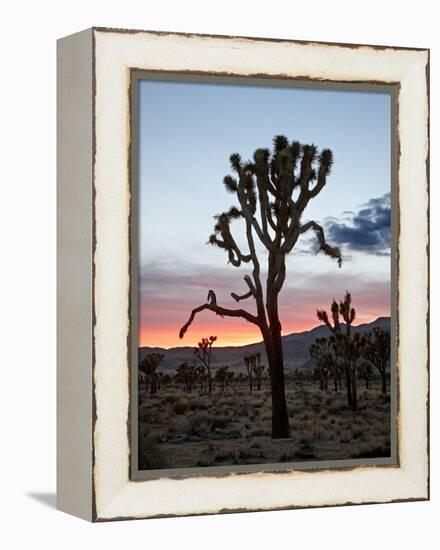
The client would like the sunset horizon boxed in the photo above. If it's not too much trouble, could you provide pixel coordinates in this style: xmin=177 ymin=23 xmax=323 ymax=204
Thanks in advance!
xmin=139 ymin=311 xmax=390 ymax=349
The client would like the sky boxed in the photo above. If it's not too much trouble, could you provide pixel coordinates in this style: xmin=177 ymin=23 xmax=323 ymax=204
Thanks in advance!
xmin=138 ymin=79 xmax=392 ymax=348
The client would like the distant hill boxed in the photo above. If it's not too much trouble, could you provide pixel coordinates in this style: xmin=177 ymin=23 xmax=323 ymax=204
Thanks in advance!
xmin=139 ymin=317 xmax=390 ymax=372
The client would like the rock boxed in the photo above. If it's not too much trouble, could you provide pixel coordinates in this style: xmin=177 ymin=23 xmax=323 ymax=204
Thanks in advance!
xmin=167 ymin=434 xmax=188 ymax=444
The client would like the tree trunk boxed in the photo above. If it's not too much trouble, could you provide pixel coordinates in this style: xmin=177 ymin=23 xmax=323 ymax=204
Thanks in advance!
xmin=266 ymin=333 xmax=290 ymax=439
xmin=381 ymin=369 xmax=387 ymax=394
xmin=344 ymin=363 xmax=353 ymax=408
xmin=207 ymin=367 xmax=212 ymax=394
xmin=351 ymin=364 xmax=358 ymax=412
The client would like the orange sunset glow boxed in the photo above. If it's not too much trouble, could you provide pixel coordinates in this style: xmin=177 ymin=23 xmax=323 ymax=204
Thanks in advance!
xmin=139 ymin=311 xmax=387 ymax=349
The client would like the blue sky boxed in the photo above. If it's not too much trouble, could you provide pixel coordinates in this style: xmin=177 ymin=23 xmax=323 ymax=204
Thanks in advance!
xmin=138 ymin=78 xmax=392 ymax=347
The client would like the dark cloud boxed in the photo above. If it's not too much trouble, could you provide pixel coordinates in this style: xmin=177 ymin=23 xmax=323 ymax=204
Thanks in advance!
xmin=326 ymin=193 xmax=391 ymax=256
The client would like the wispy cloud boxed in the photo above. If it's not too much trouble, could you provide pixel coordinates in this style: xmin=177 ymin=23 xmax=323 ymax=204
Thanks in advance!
xmin=325 ymin=193 xmax=391 ymax=256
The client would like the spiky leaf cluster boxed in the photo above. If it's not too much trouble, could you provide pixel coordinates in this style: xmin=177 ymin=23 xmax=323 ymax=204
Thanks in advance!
xmin=208 ymin=134 xmax=338 ymax=265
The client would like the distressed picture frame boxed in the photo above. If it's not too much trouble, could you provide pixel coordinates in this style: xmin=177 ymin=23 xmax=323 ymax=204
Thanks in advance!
xmin=57 ymin=27 xmax=429 ymax=522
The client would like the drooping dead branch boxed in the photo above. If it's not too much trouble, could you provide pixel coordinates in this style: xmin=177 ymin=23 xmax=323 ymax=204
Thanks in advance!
xmin=300 ymin=220 xmax=342 ymax=267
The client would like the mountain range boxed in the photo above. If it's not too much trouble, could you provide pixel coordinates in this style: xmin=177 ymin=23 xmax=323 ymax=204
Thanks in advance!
xmin=139 ymin=317 xmax=390 ymax=372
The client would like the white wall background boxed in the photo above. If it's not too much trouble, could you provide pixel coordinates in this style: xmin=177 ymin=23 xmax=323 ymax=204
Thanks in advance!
xmin=0 ymin=1 xmax=437 ymax=547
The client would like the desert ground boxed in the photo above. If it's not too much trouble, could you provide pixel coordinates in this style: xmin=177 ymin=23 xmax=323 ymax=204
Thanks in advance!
xmin=138 ymin=376 xmax=391 ymax=471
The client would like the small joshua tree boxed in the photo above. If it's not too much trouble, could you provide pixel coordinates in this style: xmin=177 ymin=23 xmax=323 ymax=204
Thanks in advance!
xmin=175 ymin=362 xmax=190 ymax=392
xmin=343 ymin=331 xmax=368 ymax=410
xmin=180 ymin=135 xmax=341 ymax=439
xmin=252 ymin=353 xmax=265 ymax=391
xmin=318 ymin=292 xmax=355 ymax=406
xmin=317 ymin=292 xmax=367 ymax=411
xmin=309 ymin=337 xmax=334 ymax=391
xmin=358 ymin=362 xmax=374 ymax=389
xmin=140 ymin=352 xmax=164 ymax=394
xmin=226 ymin=370 xmax=234 ymax=388
xmin=194 ymin=336 xmax=217 ymax=394
xmin=363 ymin=327 xmax=391 ymax=394
xmin=215 ymin=365 xmax=230 ymax=392
xmin=243 ymin=354 xmax=256 ymax=392
xmin=195 ymin=364 xmax=206 ymax=393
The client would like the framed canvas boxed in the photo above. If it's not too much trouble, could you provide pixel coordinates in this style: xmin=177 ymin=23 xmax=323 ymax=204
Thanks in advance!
xmin=57 ymin=27 xmax=429 ymax=522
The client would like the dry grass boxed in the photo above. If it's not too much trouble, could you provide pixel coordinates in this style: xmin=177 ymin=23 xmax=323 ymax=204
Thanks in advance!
xmin=138 ymin=379 xmax=391 ymax=470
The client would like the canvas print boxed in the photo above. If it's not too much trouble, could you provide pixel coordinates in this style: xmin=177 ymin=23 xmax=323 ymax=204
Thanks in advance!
xmin=135 ymin=78 xmax=394 ymax=472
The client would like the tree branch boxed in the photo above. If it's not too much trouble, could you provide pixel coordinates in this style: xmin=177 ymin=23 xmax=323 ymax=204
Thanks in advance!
xmin=179 ymin=291 xmax=260 ymax=339
xmin=231 ymin=274 xmax=257 ymax=302
xmin=231 ymin=290 xmax=253 ymax=302
xmin=300 ymin=220 xmax=342 ymax=267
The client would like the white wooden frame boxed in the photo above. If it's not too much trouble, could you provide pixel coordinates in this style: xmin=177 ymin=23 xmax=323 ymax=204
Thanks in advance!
xmin=57 ymin=27 xmax=429 ymax=522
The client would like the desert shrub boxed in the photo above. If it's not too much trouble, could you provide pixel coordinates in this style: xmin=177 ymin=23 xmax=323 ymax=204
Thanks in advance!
xmin=279 ymin=450 xmax=297 ymax=462
xmin=188 ymin=414 xmax=212 ymax=436
xmin=218 ymin=397 xmax=235 ymax=407
xmin=138 ymin=431 xmax=167 ymax=470
xmin=299 ymin=436 xmax=313 ymax=448
xmin=210 ymin=417 xmax=230 ymax=430
xmin=236 ymin=403 xmax=250 ymax=416
xmin=287 ymin=405 xmax=301 ymax=416
xmin=328 ymin=402 xmax=346 ymax=414
xmin=172 ymin=401 xmax=189 ymax=415
xmin=139 ymin=407 xmax=160 ymax=424
xmin=170 ymin=417 xmax=191 ymax=435
xmin=340 ymin=429 xmax=353 ymax=443
xmin=312 ymin=428 xmax=325 ymax=440
xmin=190 ymin=399 xmax=208 ymax=411
xmin=213 ymin=449 xmax=234 ymax=463
xmin=196 ymin=454 xmax=215 ymax=467
xmin=291 ymin=438 xmax=316 ymax=460
xmin=163 ymin=394 xmax=180 ymax=405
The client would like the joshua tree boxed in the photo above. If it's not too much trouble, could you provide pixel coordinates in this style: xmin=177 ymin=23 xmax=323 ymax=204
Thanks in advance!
xmin=252 ymin=354 xmax=265 ymax=391
xmin=175 ymin=362 xmax=189 ymax=392
xmin=180 ymin=136 xmax=341 ymax=438
xmin=358 ymin=362 xmax=374 ymax=389
xmin=317 ymin=292 xmax=367 ymax=411
xmin=243 ymin=354 xmax=255 ymax=392
xmin=140 ymin=352 xmax=164 ymax=394
xmin=175 ymin=362 xmax=199 ymax=392
xmin=215 ymin=365 xmax=230 ymax=392
xmin=363 ymin=327 xmax=391 ymax=394
xmin=194 ymin=336 xmax=217 ymax=394
xmin=317 ymin=293 xmax=354 ymax=407
xmin=236 ymin=372 xmax=246 ymax=388
xmin=225 ymin=370 xmax=234 ymax=389
xmin=343 ymin=331 xmax=368 ymax=410
xmin=195 ymin=364 xmax=206 ymax=393
xmin=309 ymin=337 xmax=334 ymax=391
